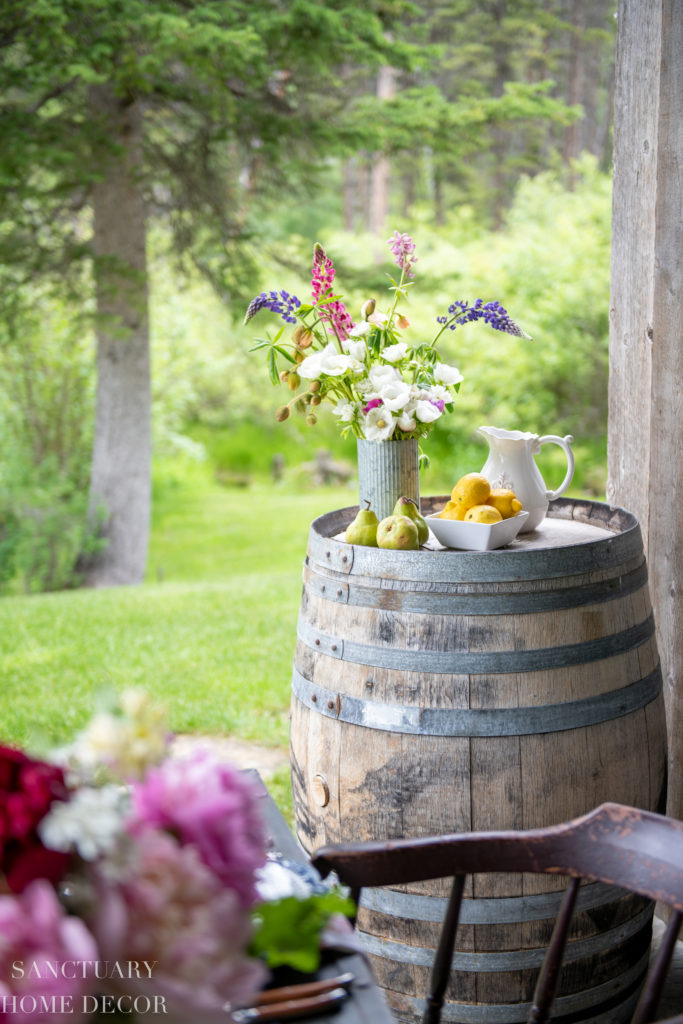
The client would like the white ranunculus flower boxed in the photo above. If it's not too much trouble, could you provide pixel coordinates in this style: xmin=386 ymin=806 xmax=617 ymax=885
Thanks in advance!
xmin=342 ymin=337 xmax=367 ymax=361
xmin=379 ymin=380 xmax=413 ymax=412
xmin=332 ymin=401 xmax=357 ymax=423
xmin=434 ymin=362 xmax=464 ymax=386
xmin=426 ymin=383 xmax=451 ymax=403
xmin=363 ymin=405 xmax=396 ymax=441
xmin=298 ymin=342 xmax=353 ymax=379
xmin=355 ymin=378 xmax=375 ymax=395
xmin=369 ymin=363 xmax=401 ymax=389
xmin=296 ymin=348 xmax=326 ymax=379
xmin=397 ymin=405 xmax=417 ymax=432
xmin=319 ymin=345 xmax=354 ymax=376
xmin=349 ymin=321 xmax=372 ymax=337
xmin=414 ymin=399 xmax=443 ymax=423
xmin=368 ymin=311 xmax=388 ymax=327
xmin=382 ymin=342 xmax=408 ymax=364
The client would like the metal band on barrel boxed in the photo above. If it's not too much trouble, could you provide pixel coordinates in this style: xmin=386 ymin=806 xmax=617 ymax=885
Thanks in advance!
xmin=381 ymin=953 xmax=649 ymax=1023
xmin=305 ymin=559 xmax=649 ymax=615
xmin=358 ymin=902 xmax=651 ymax=972
xmin=297 ymin=613 xmax=655 ymax=674
xmin=291 ymin=663 xmax=662 ymax=736
xmin=359 ymin=879 xmax=627 ymax=923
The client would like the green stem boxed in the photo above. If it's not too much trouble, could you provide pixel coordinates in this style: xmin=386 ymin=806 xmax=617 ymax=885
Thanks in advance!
xmin=385 ymin=266 xmax=407 ymax=328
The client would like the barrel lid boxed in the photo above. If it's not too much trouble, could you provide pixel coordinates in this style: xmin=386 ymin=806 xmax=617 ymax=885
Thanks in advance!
xmin=306 ymin=497 xmax=643 ymax=583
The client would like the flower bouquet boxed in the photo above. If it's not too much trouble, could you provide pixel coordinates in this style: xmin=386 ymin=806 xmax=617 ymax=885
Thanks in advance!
xmin=0 ymin=692 xmax=353 ymax=1024
xmin=246 ymin=231 xmax=528 ymax=445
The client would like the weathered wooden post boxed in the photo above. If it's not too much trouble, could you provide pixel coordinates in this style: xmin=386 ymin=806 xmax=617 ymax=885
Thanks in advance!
xmin=608 ymin=0 xmax=682 ymax=820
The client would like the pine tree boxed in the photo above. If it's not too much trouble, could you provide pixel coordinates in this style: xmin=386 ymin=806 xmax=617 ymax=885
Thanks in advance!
xmin=0 ymin=0 xmax=415 ymax=585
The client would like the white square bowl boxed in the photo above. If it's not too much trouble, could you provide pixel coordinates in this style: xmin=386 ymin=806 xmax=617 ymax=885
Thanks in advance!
xmin=426 ymin=510 xmax=529 ymax=551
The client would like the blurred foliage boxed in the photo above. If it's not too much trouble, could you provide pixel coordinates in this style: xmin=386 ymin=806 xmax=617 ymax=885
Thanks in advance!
xmin=0 ymin=287 xmax=102 ymax=591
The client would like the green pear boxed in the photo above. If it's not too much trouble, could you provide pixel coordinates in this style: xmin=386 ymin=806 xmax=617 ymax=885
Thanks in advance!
xmin=376 ymin=514 xmax=419 ymax=550
xmin=392 ymin=496 xmax=429 ymax=546
xmin=345 ymin=501 xmax=379 ymax=546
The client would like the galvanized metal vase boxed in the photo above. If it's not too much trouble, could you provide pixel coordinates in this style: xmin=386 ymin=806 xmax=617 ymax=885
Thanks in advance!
xmin=356 ymin=438 xmax=420 ymax=521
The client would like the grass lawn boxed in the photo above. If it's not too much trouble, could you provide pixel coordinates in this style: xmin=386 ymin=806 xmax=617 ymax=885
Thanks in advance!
xmin=0 ymin=461 xmax=357 ymax=813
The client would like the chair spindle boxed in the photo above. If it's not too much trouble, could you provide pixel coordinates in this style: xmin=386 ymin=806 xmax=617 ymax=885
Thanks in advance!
xmin=631 ymin=910 xmax=683 ymax=1024
xmin=422 ymin=874 xmax=466 ymax=1024
xmin=527 ymin=875 xmax=581 ymax=1024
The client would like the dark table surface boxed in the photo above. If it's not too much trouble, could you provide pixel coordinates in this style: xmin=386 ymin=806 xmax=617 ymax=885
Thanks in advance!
xmin=248 ymin=771 xmax=396 ymax=1024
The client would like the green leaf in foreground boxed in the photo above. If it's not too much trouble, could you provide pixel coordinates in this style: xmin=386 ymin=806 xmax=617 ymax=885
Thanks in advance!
xmin=249 ymin=892 xmax=355 ymax=973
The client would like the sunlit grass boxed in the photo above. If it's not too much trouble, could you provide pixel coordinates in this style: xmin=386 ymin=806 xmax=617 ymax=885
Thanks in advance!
xmin=0 ymin=462 xmax=352 ymax=763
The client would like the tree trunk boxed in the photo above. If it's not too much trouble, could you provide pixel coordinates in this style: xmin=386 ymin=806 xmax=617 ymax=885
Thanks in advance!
xmin=85 ymin=87 xmax=151 ymax=587
xmin=369 ymin=64 xmax=397 ymax=242
xmin=608 ymin=0 xmax=682 ymax=820
xmin=562 ymin=0 xmax=584 ymax=187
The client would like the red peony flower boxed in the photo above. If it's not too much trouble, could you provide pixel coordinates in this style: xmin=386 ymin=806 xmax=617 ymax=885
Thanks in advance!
xmin=0 ymin=744 xmax=71 ymax=892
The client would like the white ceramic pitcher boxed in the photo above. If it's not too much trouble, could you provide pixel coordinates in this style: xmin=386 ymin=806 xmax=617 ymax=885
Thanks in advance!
xmin=478 ymin=426 xmax=575 ymax=532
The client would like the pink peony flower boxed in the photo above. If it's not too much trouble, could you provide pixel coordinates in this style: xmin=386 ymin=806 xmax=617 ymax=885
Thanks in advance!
xmin=0 ymin=744 xmax=71 ymax=892
xmin=0 ymin=879 xmax=97 ymax=1023
xmin=90 ymin=829 xmax=267 ymax=1023
xmin=127 ymin=752 xmax=267 ymax=906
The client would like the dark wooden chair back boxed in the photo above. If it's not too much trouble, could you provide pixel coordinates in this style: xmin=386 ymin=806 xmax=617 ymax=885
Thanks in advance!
xmin=312 ymin=803 xmax=683 ymax=1024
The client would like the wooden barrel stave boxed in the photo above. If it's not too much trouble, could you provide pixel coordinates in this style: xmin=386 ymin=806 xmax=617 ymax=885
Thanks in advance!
xmin=290 ymin=498 xmax=668 ymax=1024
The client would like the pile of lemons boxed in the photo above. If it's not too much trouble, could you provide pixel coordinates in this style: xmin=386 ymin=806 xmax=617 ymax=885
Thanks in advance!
xmin=439 ymin=473 xmax=523 ymax=524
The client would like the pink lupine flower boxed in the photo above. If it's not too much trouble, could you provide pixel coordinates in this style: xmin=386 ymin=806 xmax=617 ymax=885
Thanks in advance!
xmin=387 ymin=230 xmax=418 ymax=276
xmin=311 ymin=243 xmax=355 ymax=341
xmin=91 ymin=829 xmax=267 ymax=1024
xmin=127 ymin=751 xmax=267 ymax=907
xmin=0 ymin=880 xmax=98 ymax=1023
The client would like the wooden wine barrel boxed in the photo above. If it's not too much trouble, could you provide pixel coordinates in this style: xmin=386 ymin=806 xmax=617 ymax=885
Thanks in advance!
xmin=290 ymin=497 xmax=667 ymax=1024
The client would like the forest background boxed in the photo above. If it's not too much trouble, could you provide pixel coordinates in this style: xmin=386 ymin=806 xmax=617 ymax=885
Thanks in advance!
xmin=0 ymin=0 xmax=618 ymax=777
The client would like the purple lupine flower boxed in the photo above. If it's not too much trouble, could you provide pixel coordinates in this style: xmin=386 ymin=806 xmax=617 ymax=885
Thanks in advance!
xmin=431 ymin=398 xmax=446 ymax=413
xmin=244 ymin=289 xmax=302 ymax=325
xmin=387 ymin=231 xmax=418 ymax=277
xmin=437 ymin=299 xmax=528 ymax=337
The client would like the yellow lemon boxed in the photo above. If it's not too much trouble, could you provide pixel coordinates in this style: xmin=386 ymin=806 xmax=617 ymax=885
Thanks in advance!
xmin=440 ymin=504 xmax=467 ymax=520
xmin=450 ymin=473 xmax=491 ymax=512
xmin=487 ymin=488 xmax=523 ymax=519
xmin=464 ymin=504 xmax=503 ymax=524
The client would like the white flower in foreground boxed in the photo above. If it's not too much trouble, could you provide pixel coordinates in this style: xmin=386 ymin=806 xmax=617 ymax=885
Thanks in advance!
xmin=349 ymin=320 xmax=372 ymax=337
xmin=342 ymin=337 xmax=367 ymax=361
xmin=369 ymin=363 xmax=401 ymax=389
xmin=39 ymin=785 xmax=130 ymax=861
xmin=332 ymin=401 xmax=357 ymax=423
xmin=414 ymin=399 xmax=443 ymax=423
xmin=434 ymin=362 xmax=464 ymax=386
xmin=368 ymin=310 xmax=389 ymax=327
xmin=379 ymin=380 xmax=413 ymax=412
xmin=382 ymin=342 xmax=408 ymax=364
xmin=363 ymin=405 xmax=396 ymax=441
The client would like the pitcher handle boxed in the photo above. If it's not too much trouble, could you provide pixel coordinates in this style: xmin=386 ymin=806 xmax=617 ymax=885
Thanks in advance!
xmin=536 ymin=434 xmax=575 ymax=500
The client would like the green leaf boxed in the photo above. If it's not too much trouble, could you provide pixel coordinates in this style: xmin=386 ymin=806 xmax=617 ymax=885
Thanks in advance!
xmin=267 ymin=348 xmax=278 ymax=385
xmin=249 ymin=892 xmax=355 ymax=973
